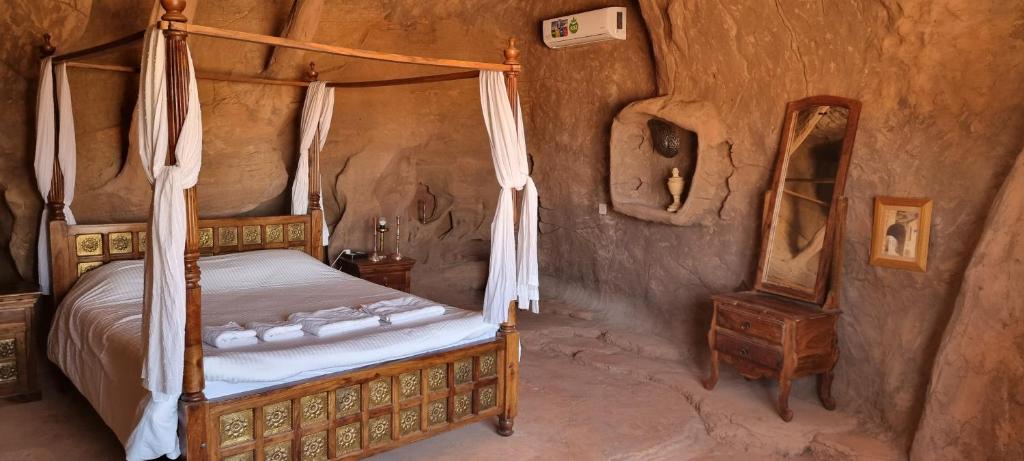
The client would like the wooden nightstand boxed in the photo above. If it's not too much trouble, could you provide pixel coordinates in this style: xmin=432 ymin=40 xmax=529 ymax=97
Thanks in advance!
xmin=0 ymin=282 xmax=41 ymax=402
xmin=335 ymin=256 xmax=416 ymax=292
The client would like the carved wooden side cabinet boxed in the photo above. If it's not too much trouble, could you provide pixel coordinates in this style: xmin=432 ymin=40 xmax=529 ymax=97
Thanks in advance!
xmin=0 ymin=282 xmax=41 ymax=402
xmin=336 ymin=257 xmax=416 ymax=293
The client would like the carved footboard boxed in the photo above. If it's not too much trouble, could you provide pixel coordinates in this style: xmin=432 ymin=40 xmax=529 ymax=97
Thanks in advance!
xmin=182 ymin=339 xmax=507 ymax=461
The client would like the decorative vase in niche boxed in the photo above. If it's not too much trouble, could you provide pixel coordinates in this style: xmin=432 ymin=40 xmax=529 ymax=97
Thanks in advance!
xmin=648 ymin=118 xmax=682 ymax=158
xmin=666 ymin=167 xmax=685 ymax=212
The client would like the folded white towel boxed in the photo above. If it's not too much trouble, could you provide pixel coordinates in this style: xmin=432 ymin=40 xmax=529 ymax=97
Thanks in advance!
xmin=203 ymin=322 xmax=258 ymax=349
xmin=288 ymin=306 xmax=380 ymax=337
xmin=246 ymin=321 xmax=304 ymax=342
xmin=361 ymin=296 xmax=447 ymax=324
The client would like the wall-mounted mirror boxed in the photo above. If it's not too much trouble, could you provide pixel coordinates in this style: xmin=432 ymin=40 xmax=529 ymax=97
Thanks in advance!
xmin=756 ymin=96 xmax=861 ymax=304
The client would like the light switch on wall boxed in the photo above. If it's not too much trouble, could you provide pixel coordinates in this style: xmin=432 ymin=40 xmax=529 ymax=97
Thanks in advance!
xmin=598 ymin=203 xmax=608 ymax=215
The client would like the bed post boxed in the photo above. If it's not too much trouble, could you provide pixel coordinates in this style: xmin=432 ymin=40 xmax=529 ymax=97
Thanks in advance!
xmin=497 ymin=37 xmax=521 ymax=437
xmin=161 ymin=0 xmax=209 ymax=458
xmin=41 ymin=34 xmax=73 ymax=303
xmin=306 ymin=62 xmax=325 ymax=261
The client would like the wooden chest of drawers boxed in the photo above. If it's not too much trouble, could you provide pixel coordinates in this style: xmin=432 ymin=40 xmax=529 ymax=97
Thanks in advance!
xmin=703 ymin=291 xmax=838 ymax=421
xmin=335 ymin=256 xmax=416 ymax=293
xmin=0 ymin=282 xmax=41 ymax=402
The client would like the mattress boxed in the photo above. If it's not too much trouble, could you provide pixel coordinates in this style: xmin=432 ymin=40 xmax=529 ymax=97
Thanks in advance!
xmin=47 ymin=249 xmax=497 ymax=453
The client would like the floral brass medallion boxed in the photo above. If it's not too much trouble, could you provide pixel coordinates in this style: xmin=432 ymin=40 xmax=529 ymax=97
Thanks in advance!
xmin=454 ymin=393 xmax=471 ymax=420
xmin=109 ymin=232 xmax=133 ymax=254
xmin=219 ymin=410 xmax=254 ymax=447
xmin=224 ymin=451 xmax=254 ymax=461
xmin=264 ymin=442 xmax=290 ymax=461
xmin=428 ymin=399 xmax=447 ymax=426
xmin=77 ymin=261 xmax=103 ymax=277
xmin=400 ymin=407 xmax=420 ymax=436
xmin=336 ymin=385 xmax=360 ymax=416
xmin=479 ymin=352 xmax=497 ymax=378
xmin=368 ymin=415 xmax=391 ymax=445
xmin=219 ymin=227 xmax=238 ymax=246
xmin=199 ymin=228 xmax=214 ymax=248
xmin=300 ymin=431 xmax=327 ymax=461
xmin=337 ymin=422 xmax=361 ymax=455
xmin=301 ymin=393 xmax=327 ymax=425
xmin=266 ymin=224 xmax=284 ymax=243
xmin=263 ymin=401 xmax=291 ymax=436
xmin=243 ymin=225 xmax=261 ymax=245
xmin=478 ymin=384 xmax=497 ymax=410
xmin=288 ymin=223 xmax=305 ymax=242
xmin=75 ymin=234 xmax=103 ymax=256
xmin=139 ymin=232 xmax=147 ymax=252
xmin=0 ymin=339 xmax=15 ymax=360
xmin=399 ymin=371 xmax=420 ymax=400
xmin=369 ymin=377 xmax=391 ymax=408
xmin=428 ymin=365 xmax=447 ymax=391
xmin=0 ymin=362 xmax=16 ymax=384
xmin=455 ymin=358 xmax=473 ymax=384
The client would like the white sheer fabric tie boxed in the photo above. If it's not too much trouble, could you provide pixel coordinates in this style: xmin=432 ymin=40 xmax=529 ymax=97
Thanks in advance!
xmin=292 ymin=81 xmax=334 ymax=245
xmin=33 ymin=59 xmax=77 ymax=294
xmin=479 ymin=71 xmax=539 ymax=324
xmin=126 ymin=27 xmax=203 ymax=461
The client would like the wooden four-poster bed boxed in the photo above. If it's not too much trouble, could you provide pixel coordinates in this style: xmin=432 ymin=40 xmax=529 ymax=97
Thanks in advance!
xmin=39 ymin=1 xmax=528 ymax=460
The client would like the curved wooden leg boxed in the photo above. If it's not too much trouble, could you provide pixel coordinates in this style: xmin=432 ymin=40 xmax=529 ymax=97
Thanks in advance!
xmin=817 ymin=370 xmax=836 ymax=410
xmin=777 ymin=375 xmax=793 ymax=422
xmin=702 ymin=350 xmax=719 ymax=390
xmin=497 ymin=416 xmax=514 ymax=436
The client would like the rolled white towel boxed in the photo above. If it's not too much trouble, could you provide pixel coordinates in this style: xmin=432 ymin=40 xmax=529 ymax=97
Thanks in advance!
xmin=246 ymin=321 xmax=304 ymax=342
xmin=361 ymin=296 xmax=447 ymax=324
xmin=203 ymin=322 xmax=258 ymax=349
xmin=288 ymin=306 xmax=380 ymax=337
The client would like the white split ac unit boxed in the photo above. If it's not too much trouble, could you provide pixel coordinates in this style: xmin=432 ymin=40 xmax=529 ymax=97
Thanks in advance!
xmin=542 ymin=7 xmax=627 ymax=49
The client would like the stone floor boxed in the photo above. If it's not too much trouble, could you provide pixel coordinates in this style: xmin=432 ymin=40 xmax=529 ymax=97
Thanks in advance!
xmin=0 ymin=299 xmax=904 ymax=461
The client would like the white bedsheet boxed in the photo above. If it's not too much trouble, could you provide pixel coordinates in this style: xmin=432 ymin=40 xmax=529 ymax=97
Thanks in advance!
xmin=48 ymin=249 xmax=496 ymax=451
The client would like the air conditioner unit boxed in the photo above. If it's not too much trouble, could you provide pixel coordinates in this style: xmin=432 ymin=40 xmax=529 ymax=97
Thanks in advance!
xmin=542 ymin=7 xmax=627 ymax=49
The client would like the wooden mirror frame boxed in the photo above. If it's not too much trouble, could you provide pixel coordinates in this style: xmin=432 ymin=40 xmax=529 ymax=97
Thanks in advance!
xmin=754 ymin=95 xmax=862 ymax=304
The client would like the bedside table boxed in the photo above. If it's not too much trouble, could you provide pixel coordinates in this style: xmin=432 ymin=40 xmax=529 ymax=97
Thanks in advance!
xmin=335 ymin=256 xmax=416 ymax=292
xmin=0 ymin=282 xmax=41 ymax=402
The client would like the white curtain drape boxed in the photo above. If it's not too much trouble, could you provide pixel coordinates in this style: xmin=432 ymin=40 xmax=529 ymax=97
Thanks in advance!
xmin=124 ymin=27 xmax=203 ymax=461
xmin=291 ymin=81 xmax=334 ymax=245
xmin=33 ymin=59 xmax=77 ymax=295
xmin=479 ymin=71 xmax=539 ymax=324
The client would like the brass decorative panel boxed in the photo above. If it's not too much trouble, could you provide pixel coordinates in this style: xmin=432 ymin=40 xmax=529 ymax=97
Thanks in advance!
xmin=368 ymin=415 xmax=391 ymax=446
xmin=479 ymin=352 xmax=497 ymax=378
xmin=399 ymin=407 xmax=420 ymax=436
xmin=219 ymin=227 xmax=239 ymax=246
xmin=218 ymin=410 xmax=253 ymax=447
xmin=77 ymin=262 xmax=103 ymax=277
xmin=336 ymin=385 xmax=360 ymax=417
xmin=75 ymin=234 xmax=103 ymax=256
xmin=399 ymin=371 xmax=420 ymax=400
xmin=264 ymin=442 xmax=290 ymax=461
xmin=266 ymin=224 xmax=284 ymax=243
xmin=301 ymin=392 xmax=327 ymax=425
xmin=300 ymin=431 xmax=328 ymax=461
xmin=368 ymin=377 xmax=391 ymax=408
xmin=0 ymin=361 xmax=16 ymax=384
xmin=224 ymin=451 xmax=254 ymax=461
xmin=243 ymin=225 xmax=261 ymax=245
xmin=428 ymin=365 xmax=447 ymax=391
xmin=478 ymin=384 xmax=497 ymax=410
xmin=199 ymin=228 xmax=214 ymax=248
xmin=139 ymin=232 xmax=147 ymax=252
xmin=454 ymin=393 xmax=471 ymax=420
xmin=428 ymin=399 xmax=447 ymax=426
xmin=108 ymin=232 xmax=133 ymax=254
xmin=0 ymin=339 xmax=15 ymax=360
xmin=288 ymin=223 xmax=305 ymax=242
xmin=336 ymin=422 xmax=361 ymax=455
xmin=263 ymin=401 xmax=292 ymax=436
xmin=455 ymin=358 xmax=473 ymax=385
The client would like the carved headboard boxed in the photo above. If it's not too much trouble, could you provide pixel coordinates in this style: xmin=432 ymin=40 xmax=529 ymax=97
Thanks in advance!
xmin=49 ymin=214 xmax=318 ymax=304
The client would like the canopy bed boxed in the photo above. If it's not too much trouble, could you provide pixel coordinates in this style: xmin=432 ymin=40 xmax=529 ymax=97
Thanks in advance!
xmin=34 ymin=1 xmax=537 ymax=460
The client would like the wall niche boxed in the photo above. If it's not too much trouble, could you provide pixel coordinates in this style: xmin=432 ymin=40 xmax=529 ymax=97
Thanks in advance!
xmin=610 ymin=96 xmax=733 ymax=226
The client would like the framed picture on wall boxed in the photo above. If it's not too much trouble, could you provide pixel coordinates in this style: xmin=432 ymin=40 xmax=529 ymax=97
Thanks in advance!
xmin=869 ymin=196 xmax=933 ymax=272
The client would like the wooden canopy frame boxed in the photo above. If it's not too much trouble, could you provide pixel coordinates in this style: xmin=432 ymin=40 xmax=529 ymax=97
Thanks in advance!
xmin=42 ymin=1 xmax=524 ymax=459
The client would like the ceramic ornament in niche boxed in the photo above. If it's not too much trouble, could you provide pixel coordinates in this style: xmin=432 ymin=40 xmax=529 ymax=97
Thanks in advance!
xmin=666 ymin=167 xmax=685 ymax=212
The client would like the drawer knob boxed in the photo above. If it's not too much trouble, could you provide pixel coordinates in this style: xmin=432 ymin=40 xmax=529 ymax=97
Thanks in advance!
xmin=739 ymin=347 xmax=749 ymax=357
xmin=740 ymin=321 xmax=751 ymax=330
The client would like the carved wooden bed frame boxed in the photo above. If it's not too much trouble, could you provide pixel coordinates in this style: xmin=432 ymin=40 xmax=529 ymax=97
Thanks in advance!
xmin=42 ymin=1 xmax=523 ymax=459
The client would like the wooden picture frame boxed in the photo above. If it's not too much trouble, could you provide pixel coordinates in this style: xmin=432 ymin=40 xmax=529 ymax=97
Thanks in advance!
xmin=869 ymin=196 xmax=932 ymax=272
